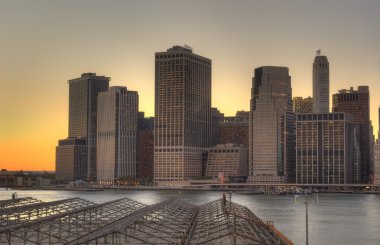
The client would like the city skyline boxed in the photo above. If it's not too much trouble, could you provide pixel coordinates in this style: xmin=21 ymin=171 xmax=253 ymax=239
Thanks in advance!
xmin=1 ymin=0 xmax=380 ymax=171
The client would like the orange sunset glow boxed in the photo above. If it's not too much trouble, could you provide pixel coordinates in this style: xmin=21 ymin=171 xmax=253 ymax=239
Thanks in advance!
xmin=1 ymin=0 xmax=380 ymax=171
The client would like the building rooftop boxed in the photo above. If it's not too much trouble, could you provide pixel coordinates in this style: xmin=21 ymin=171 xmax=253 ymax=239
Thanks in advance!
xmin=338 ymin=86 xmax=369 ymax=94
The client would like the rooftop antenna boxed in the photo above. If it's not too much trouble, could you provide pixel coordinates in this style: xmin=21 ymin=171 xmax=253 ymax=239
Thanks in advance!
xmin=316 ymin=49 xmax=321 ymax=56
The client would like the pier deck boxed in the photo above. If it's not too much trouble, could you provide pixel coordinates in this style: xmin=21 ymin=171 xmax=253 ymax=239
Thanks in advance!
xmin=0 ymin=197 xmax=292 ymax=245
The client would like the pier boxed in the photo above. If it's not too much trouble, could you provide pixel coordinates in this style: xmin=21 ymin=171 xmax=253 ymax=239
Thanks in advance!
xmin=0 ymin=196 xmax=292 ymax=244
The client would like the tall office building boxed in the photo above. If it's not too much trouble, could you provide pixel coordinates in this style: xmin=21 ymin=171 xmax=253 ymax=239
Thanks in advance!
xmin=313 ymin=50 xmax=330 ymax=113
xmin=97 ymin=86 xmax=138 ymax=184
xmin=56 ymin=73 xmax=109 ymax=181
xmin=296 ymin=113 xmax=354 ymax=184
xmin=332 ymin=86 xmax=370 ymax=183
xmin=293 ymin=96 xmax=313 ymax=113
xmin=248 ymin=66 xmax=295 ymax=183
xmin=154 ymin=45 xmax=212 ymax=186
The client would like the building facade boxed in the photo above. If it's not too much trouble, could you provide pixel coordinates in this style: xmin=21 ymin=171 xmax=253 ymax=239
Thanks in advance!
xmin=296 ymin=113 xmax=353 ymax=184
xmin=374 ymin=107 xmax=380 ymax=185
xmin=312 ymin=50 xmax=330 ymax=113
xmin=369 ymin=121 xmax=375 ymax=182
xmin=56 ymin=138 xmax=87 ymax=182
xmin=0 ymin=170 xmax=54 ymax=187
xmin=248 ymin=66 xmax=295 ymax=183
xmin=374 ymin=141 xmax=380 ymax=185
xmin=217 ymin=111 xmax=249 ymax=147
xmin=137 ymin=113 xmax=154 ymax=179
xmin=96 ymin=86 xmax=138 ymax=184
xmin=332 ymin=86 xmax=370 ymax=183
xmin=64 ymin=73 xmax=110 ymax=181
xmin=205 ymin=144 xmax=247 ymax=181
xmin=211 ymin=108 xmax=224 ymax=146
xmin=154 ymin=46 xmax=212 ymax=186
xmin=293 ymin=96 xmax=313 ymax=113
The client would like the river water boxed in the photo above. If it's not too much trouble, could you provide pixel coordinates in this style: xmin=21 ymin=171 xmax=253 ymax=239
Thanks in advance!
xmin=1 ymin=189 xmax=379 ymax=245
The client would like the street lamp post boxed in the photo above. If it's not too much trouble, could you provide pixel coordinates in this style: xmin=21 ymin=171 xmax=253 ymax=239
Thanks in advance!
xmin=295 ymin=189 xmax=318 ymax=245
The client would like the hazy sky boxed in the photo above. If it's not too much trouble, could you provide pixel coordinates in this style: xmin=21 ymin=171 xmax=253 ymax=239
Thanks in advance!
xmin=1 ymin=0 xmax=380 ymax=170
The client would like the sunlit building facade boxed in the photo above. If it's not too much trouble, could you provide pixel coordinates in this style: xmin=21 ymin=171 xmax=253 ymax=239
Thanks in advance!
xmin=248 ymin=66 xmax=295 ymax=184
xmin=154 ymin=46 xmax=212 ymax=186
xmin=97 ymin=87 xmax=138 ymax=184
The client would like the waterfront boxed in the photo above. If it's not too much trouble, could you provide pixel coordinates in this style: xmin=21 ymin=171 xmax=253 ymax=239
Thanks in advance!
xmin=1 ymin=189 xmax=380 ymax=245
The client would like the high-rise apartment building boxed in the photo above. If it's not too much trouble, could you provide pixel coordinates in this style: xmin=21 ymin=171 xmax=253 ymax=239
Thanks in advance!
xmin=332 ymin=86 xmax=370 ymax=183
xmin=293 ymin=96 xmax=313 ymax=113
xmin=96 ymin=86 xmax=138 ymax=184
xmin=56 ymin=73 xmax=109 ymax=181
xmin=154 ymin=45 xmax=212 ymax=186
xmin=313 ymin=50 xmax=330 ymax=113
xmin=296 ymin=113 xmax=354 ymax=184
xmin=248 ymin=66 xmax=295 ymax=183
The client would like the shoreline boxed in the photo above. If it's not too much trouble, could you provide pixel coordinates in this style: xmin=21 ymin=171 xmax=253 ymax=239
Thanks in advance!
xmin=3 ymin=186 xmax=380 ymax=195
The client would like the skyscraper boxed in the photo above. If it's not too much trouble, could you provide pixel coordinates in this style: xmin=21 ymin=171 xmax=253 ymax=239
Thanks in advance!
xmin=96 ymin=86 xmax=138 ymax=184
xmin=154 ymin=45 xmax=212 ymax=186
xmin=312 ymin=50 xmax=330 ymax=113
xmin=56 ymin=73 xmax=109 ymax=181
xmin=332 ymin=86 xmax=370 ymax=183
xmin=248 ymin=66 xmax=295 ymax=183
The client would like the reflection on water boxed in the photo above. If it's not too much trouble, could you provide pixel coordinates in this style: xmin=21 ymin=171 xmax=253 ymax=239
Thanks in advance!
xmin=1 ymin=189 xmax=380 ymax=245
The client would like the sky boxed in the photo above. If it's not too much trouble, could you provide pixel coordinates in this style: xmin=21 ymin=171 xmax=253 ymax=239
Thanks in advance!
xmin=1 ymin=0 xmax=380 ymax=171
